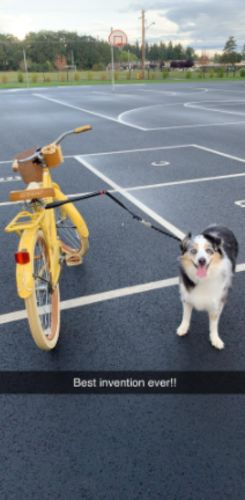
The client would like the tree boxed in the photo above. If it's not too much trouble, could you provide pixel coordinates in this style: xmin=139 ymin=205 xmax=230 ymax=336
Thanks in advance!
xmin=118 ymin=50 xmax=137 ymax=63
xmin=185 ymin=46 xmax=196 ymax=61
xmin=213 ymin=53 xmax=222 ymax=63
xmin=167 ymin=41 xmax=174 ymax=59
xmin=173 ymin=43 xmax=184 ymax=60
xmin=0 ymin=30 xmax=197 ymax=71
xmin=224 ymin=36 xmax=237 ymax=53
xmin=0 ymin=34 xmax=23 ymax=70
xmin=148 ymin=43 xmax=160 ymax=60
xmin=221 ymin=36 xmax=241 ymax=64
xmin=241 ymin=44 xmax=245 ymax=61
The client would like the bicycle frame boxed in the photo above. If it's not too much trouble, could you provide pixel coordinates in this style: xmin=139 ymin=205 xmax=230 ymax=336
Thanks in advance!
xmin=5 ymin=165 xmax=89 ymax=299
xmin=5 ymin=168 xmax=61 ymax=299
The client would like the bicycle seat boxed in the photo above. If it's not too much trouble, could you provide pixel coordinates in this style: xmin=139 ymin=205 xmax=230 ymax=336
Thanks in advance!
xmin=9 ymin=187 xmax=55 ymax=202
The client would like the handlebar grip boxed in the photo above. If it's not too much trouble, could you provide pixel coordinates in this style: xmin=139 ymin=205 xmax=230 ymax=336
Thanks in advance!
xmin=73 ymin=125 xmax=92 ymax=134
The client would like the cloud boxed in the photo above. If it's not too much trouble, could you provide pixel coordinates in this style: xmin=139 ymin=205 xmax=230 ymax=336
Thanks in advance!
xmin=0 ymin=13 xmax=33 ymax=39
xmin=127 ymin=0 xmax=245 ymax=50
xmin=1 ymin=0 xmax=244 ymax=51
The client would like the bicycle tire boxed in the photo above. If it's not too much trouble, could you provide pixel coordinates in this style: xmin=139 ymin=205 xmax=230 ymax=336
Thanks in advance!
xmin=25 ymin=231 xmax=60 ymax=350
xmin=56 ymin=205 xmax=89 ymax=257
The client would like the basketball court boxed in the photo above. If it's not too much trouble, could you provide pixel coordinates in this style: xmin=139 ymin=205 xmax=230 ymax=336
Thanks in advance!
xmin=0 ymin=80 xmax=245 ymax=499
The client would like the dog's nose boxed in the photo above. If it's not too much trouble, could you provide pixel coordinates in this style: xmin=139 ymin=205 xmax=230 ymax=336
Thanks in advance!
xmin=198 ymin=258 xmax=206 ymax=266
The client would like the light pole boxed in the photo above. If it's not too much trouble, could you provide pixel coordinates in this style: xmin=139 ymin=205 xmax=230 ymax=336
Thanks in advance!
xmin=23 ymin=48 xmax=29 ymax=88
xmin=110 ymin=27 xmax=115 ymax=90
xmin=140 ymin=10 xmax=155 ymax=79
xmin=141 ymin=10 xmax=145 ymax=78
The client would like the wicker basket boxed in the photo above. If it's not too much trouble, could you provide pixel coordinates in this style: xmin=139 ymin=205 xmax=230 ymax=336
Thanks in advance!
xmin=16 ymin=147 xmax=43 ymax=184
xmin=15 ymin=144 xmax=63 ymax=185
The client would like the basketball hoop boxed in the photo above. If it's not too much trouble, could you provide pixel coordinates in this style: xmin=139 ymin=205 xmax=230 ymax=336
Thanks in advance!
xmin=108 ymin=29 xmax=128 ymax=90
xmin=108 ymin=29 xmax=128 ymax=48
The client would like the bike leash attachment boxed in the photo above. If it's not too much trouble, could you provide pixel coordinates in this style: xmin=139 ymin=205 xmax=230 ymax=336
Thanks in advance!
xmin=45 ymin=190 xmax=181 ymax=243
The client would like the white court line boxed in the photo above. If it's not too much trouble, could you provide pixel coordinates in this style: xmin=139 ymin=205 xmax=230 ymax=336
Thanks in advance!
xmin=127 ymin=172 xmax=245 ymax=191
xmin=204 ymin=87 xmax=245 ymax=95
xmin=117 ymin=103 xmax=184 ymax=128
xmin=0 ymin=201 xmax=19 ymax=207
xmin=185 ymin=99 xmax=245 ymax=117
xmin=0 ymin=145 xmax=193 ymax=166
xmin=193 ymin=144 xmax=245 ymax=163
xmin=0 ymin=153 xmax=99 ymax=166
xmin=138 ymin=87 xmax=209 ymax=96
xmin=33 ymin=92 xmax=245 ymax=132
xmin=5 ymin=87 xmax=48 ymax=93
xmin=71 ymin=143 xmax=245 ymax=162
xmin=82 ymin=144 xmax=192 ymax=157
xmin=138 ymin=89 xmax=177 ymax=96
xmin=56 ymin=143 xmax=245 ymax=161
xmin=91 ymin=90 xmax=147 ymax=100
xmin=236 ymin=263 xmax=245 ymax=272
xmin=33 ymin=93 xmax=121 ymax=124
xmin=33 ymin=93 xmax=146 ymax=131
xmin=107 ymin=84 xmax=146 ymax=88
xmin=1 ymin=263 xmax=245 ymax=325
xmin=1 ymin=144 xmax=245 ymax=208
xmin=2 ymin=170 xmax=245 ymax=209
xmin=191 ymin=87 xmax=209 ymax=93
xmin=75 ymin=155 xmax=185 ymax=240
xmin=142 ymin=120 xmax=245 ymax=131
xmin=118 ymin=103 xmax=245 ymax=130
xmin=0 ymin=277 xmax=179 ymax=325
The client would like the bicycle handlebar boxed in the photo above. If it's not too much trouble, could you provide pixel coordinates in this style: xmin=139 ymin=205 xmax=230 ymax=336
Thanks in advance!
xmin=15 ymin=149 xmax=43 ymax=164
xmin=74 ymin=125 xmax=92 ymax=134
xmin=14 ymin=125 xmax=92 ymax=164
xmin=54 ymin=124 xmax=92 ymax=145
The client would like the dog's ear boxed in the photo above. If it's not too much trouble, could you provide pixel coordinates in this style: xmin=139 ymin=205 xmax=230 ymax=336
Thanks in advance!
xmin=203 ymin=233 xmax=222 ymax=251
xmin=180 ymin=233 xmax=192 ymax=254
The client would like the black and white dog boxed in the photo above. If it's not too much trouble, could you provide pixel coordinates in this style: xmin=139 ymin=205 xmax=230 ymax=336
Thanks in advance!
xmin=177 ymin=225 xmax=238 ymax=350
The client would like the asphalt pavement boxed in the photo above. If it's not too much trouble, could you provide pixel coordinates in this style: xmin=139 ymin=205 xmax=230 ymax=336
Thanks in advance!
xmin=0 ymin=81 xmax=245 ymax=499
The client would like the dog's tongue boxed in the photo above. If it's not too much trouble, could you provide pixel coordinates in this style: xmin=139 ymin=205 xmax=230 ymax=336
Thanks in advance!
xmin=196 ymin=264 xmax=207 ymax=278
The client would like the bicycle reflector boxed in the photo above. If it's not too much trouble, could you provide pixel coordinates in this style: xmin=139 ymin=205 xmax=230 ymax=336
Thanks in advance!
xmin=15 ymin=250 xmax=30 ymax=264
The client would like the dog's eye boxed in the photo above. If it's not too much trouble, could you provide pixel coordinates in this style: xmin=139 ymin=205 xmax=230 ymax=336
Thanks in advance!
xmin=206 ymin=248 xmax=214 ymax=255
xmin=190 ymin=248 xmax=197 ymax=255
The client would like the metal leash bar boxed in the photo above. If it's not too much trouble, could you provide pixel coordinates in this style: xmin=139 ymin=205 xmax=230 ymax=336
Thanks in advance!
xmin=45 ymin=189 xmax=181 ymax=243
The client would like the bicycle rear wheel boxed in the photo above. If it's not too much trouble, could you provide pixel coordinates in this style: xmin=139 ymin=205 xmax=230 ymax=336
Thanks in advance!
xmin=25 ymin=231 xmax=60 ymax=350
xmin=56 ymin=206 xmax=89 ymax=257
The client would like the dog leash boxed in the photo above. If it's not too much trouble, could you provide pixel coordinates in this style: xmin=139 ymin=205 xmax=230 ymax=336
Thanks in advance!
xmin=45 ymin=189 xmax=182 ymax=243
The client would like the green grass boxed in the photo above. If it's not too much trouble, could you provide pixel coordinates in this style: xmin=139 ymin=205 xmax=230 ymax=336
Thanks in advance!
xmin=0 ymin=69 xmax=244 ymax=89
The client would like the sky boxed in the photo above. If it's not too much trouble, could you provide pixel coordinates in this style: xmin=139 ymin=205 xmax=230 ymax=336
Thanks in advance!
xmin=0 ymin=0 xmax=245 ymax=55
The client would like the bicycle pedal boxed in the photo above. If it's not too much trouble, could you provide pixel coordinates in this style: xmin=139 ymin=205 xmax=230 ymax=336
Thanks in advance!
xmin=65 ymin=254 xmax=83 ymax=266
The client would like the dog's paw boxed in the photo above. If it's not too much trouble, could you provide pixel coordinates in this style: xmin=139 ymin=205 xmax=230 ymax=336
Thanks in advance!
xmin=210 ymin=336 xmax=225 ymax=350
xmin=177 ymin=324 xmax=189 ymax=336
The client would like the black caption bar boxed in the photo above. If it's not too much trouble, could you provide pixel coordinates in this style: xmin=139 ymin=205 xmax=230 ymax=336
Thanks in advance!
xmin=0 ymin=372 xmax=244 ymax=394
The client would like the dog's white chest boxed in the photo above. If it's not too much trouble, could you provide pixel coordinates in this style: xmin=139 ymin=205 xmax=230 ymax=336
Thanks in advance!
xmin=190 ymin=280 xmax=224 ymax=311
xmin=180 ymin=270 xmax=231 ymax=312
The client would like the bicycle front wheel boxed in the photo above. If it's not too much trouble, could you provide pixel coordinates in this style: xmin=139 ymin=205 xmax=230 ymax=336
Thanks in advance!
xmin=25 ymin=231 xmax=60 ymax=350
xmin=56 ymin=205 xmax=89 ymax=257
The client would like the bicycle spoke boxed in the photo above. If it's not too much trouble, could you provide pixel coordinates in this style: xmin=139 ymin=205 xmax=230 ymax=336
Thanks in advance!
xmin=55 ymin=209 xmax=81 ymax=252
xmin=33 ymin=239 xmax=52 ymax=335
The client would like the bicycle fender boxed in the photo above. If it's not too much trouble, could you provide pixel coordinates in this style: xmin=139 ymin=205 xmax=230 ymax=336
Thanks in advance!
xmin=54 ymin=187 xmax=89 ymax=239
xmin=16 ymin=228 xmax=37 ymax=299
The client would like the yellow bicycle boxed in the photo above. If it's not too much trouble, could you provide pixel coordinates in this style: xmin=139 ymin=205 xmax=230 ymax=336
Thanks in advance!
xmin=5 ymin=125 xmax=92 ymax=350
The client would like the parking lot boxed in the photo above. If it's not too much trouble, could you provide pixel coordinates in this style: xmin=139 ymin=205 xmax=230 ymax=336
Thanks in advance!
xmin=1 ymin=81 xmax=245 ymax=499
